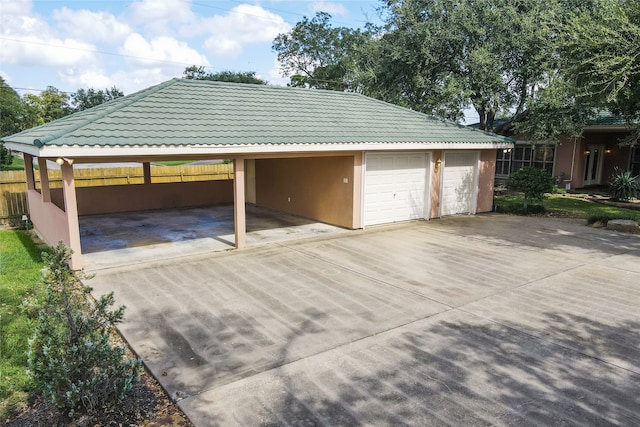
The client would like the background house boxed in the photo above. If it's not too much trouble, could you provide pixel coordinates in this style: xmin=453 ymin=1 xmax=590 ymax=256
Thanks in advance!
xmin=490 ymin=113 xmax=639 ymax=189
xmin=2 ymin=79 xmax=513 ymax=268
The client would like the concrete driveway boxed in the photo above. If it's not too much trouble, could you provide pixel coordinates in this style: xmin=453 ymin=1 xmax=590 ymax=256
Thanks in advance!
xmin=90 ymin=215 xmax=640 ymax=426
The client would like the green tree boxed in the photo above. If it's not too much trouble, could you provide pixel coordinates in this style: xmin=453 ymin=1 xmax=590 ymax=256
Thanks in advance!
xmin=0 ymin=77 xmax=25 ymax=137
xmin=509 ymin=167 xmax=555 ymax=208
xmin=0 ymin=77 xmax=24 ymax=168
xmin=272 ymin=12 xmax=369 ymax=90
xmin=557 ymin=0 xmax=640 ymax=143
xmin=70 ymin=86 xmax=123 ymax=111
xmin=183 ymin=66 xmax=267 ymax=84
xmin=23 ymin=86 xmax=72 ymax=126
xmin=359 ymin=0 xmax=555 ymax=126
xmin=28 ymin=243 xmax=141 ymax=414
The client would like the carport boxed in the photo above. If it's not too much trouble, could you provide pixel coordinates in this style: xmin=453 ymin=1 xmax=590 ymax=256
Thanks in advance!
xmin=2 ymin=78 xmax=513 ymax=269
xmin=79 ymin=204 xmax=344 ymax=270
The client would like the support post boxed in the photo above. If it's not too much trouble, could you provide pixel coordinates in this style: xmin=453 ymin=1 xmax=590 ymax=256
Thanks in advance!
xmin=24 ymin=154 xmax=35 ymax=190
xmin=61 ymin=162 xmax=83 ymax=269
xmin=143 ymin=162 xmax=151 ymax=185
xmin=352 ymin=153 xmax=363 ymax=229
xmin=37 ymin=157 xmax=51 ymax=202
xmin=233 ymin=158 xmax=246 ymax=249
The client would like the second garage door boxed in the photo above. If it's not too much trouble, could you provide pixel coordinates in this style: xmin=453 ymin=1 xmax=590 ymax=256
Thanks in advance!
xmin=441 ymin=151 xmax=478 ymax=216
xmin=364 ymin=153 xmax=428 ymax=226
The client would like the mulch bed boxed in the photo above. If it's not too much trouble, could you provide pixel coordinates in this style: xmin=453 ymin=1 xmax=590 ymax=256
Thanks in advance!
xmin=5 ymin=369 xmax=192 ymax=427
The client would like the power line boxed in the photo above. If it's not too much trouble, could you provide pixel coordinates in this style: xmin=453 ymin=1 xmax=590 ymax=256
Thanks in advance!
xmin=2 ymin=2 xmax=381 ymax=92
xmin=0 ymin=37 xmax=216 ymax=70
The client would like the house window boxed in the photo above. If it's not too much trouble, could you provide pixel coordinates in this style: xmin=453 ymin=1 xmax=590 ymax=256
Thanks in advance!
xmin=532 ymin=146 xmax=555 ymax=174
xmin=631 ymin=147 xmax=640 ymax=176
xmin=511 ymin=145 xmax=532 ymax=171
xmin=495 ymin=149 xmax=511 ymax=176
xmin=496 ymin=143 xmax=556 ymax=177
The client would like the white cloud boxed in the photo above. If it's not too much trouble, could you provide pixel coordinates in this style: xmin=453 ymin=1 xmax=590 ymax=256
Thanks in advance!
xmin=200 ymin=4 xmax=290 ymax=57
xmin=129 ymin=0 xmax=195 ymax=37
xmin=53 ymin=7 xmax=132 ymax=44
xmin=267 ymin=57 xmax=290 ymax=87
xmin=0 ymin=2 xmax=97 ymax=68
xmin=310 ymin=2 xmax=348 ymax=16
xmin=0 ymin=0 xmax=33 ymax=16
xmin=120 ymin=33 xmax=209 ymax=68
xmin=109 ymin=68 xmax=180 ymax=94
xmin=58 ymin=68 xmax=114 ymax=89
xmin=1 ymin=36 xmax=96 ymax=67
xmin=57 ymin=63 xmax=186 ymax=95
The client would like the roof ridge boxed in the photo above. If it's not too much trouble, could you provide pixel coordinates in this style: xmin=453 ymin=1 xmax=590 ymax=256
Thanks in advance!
xmin=33 ymin=79 xmax=179 ymax=147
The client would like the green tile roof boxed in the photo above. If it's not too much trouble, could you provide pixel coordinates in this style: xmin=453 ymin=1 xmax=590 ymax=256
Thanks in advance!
xmin=590 ymin=109 xmax=638 ymax=126
xmin=3 ymin=79 xmax=513 ymax=148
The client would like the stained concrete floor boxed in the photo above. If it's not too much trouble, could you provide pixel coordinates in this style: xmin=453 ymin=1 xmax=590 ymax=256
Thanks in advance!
xmin=89 ymin=215 xmax=640 ymax=426
xmin=80 ymin=205 xmax=345 ymax=270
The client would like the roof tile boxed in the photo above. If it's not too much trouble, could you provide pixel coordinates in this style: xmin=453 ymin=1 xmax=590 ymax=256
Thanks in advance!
xmin=4 ymin=79 xmax=514 ymax=147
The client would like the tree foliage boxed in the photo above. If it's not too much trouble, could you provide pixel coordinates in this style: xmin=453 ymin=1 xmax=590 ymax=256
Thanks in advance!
xmin=0 ymin=80 xmax=125 ymax=144
xmin=557 ymin=0 xmax=640 ymax=142
xmin=0 ymin=77 xmax=26 ymax=137
xmin=272 ymin=12 xmax=369 ymax=90
xmin=183 ymin=66 xmax=267 ymax=84
xmin=272 ymin=1 xmax=636 ymax=142
xmin=23 ymin=86 xmax=72 ymax=126
xmin=358 ymin=0 xmax=556 ymax=126
xmin=70 ymin=87 xmax=123 ymax=111
xmin=0 ymin=77 xmax=23 ymax=168
xmin=28 ymin=243 xmax=141 ymax=414
xmin=509 ymin=167 xmax=555 ymax=208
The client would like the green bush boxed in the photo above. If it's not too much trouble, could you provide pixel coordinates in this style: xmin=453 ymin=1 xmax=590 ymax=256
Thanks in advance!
xmin=495 ymin=203 xmax=546 ymax=215
xmin=27 ymin=243 xmax=141 ymax=414
xmin=0 ymin=142 xmax=13 ymax=170
xmin=586 ymin=215 xmax=611 ymax=225
xmin=609 ymin=167 xmax=640 ymax=201
xmin=508 ymin=167 xmax=555 ymax=208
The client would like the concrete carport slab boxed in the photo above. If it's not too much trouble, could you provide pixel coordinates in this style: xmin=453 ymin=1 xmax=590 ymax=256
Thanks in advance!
xmin=89 ymin=215 xmax=640 ymax=426
xmin=80 ymin=205 xmax=345 ymax=270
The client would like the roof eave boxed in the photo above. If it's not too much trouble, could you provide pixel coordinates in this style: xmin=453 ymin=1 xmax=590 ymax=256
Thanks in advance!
xmin=12 ymin=141 xmax=514 ymax=159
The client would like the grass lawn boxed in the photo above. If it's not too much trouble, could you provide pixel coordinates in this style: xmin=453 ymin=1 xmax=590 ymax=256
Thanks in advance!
xmin=495 ymin=194 xmax=640 ymax=221
xmin=0 ymin=155 xmax=25 ymax=172
xmin=0 ymin=230 xmax=48 ymax=419
xmin=152 ymin=160 xmax=193 ymax=166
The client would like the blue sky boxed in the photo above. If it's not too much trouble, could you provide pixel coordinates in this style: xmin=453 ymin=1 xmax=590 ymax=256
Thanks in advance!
xmin=1 ymin=0 xmax=383 ymax=95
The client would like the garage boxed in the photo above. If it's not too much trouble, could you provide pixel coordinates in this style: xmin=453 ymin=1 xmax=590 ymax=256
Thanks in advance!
xmin=3 ymin=79 xmax=513 ymax=269
xmin=441 ymin=151 xmax=478 ymax=216
xmin=363 ymin=152 xmax=429 ymax=226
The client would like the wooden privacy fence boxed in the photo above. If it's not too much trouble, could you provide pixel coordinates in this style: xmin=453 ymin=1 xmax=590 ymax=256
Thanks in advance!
xmin=0 ymin=163 xmax=234 ymax=225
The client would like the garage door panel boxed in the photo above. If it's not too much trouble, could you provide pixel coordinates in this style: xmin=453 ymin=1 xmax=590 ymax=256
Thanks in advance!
xmin=364 ymin=153 xmax=428 ymax=226
xmin=441 ymin=152 xmax=477 ymax=216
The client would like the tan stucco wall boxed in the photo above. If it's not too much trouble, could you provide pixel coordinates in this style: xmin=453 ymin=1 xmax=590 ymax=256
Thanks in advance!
xmin=245 ymin=159 xmax=257 ymax=204
xmin=255 ymin=156 xmax=355 ymax=228
xmin=49 ymin=180 xmax=234 ymax=216
xmin=555 ymin=137 xmax=578 ymax=188
xmin=27 ymin=189 xmax=71 ymax=250
xmin=478 ymin=150 xmax=496 ymax=213
xmin=430 ymin=150 xmax=443 ymax=218
xmin=556 ymin=134 xmax=633 ymax=189
xmin=583 ymin=133 xmax=632 ymax=183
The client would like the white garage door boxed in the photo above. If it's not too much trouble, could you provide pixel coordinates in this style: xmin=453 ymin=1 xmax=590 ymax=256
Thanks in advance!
xmin=364 ymin=153 xmax=428 ymax=226
xmin=441 ymin=151 xmax=478 ymax=216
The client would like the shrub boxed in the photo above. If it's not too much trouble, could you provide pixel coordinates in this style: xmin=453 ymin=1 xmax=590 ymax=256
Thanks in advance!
xmin=587 ymin=215 xmax=611 ymax=225
xmin=495 ymin=203 xmax=546 ymax=215
xmin=609 ymin=168 xmax=640 ymax=201
xmin=0 ymin=142 xmax=13 ymax=170
xmin=508 ymin=167 xmax=555 ymax=208
xmin=28 ymin=242 xmax=141 ymax=414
